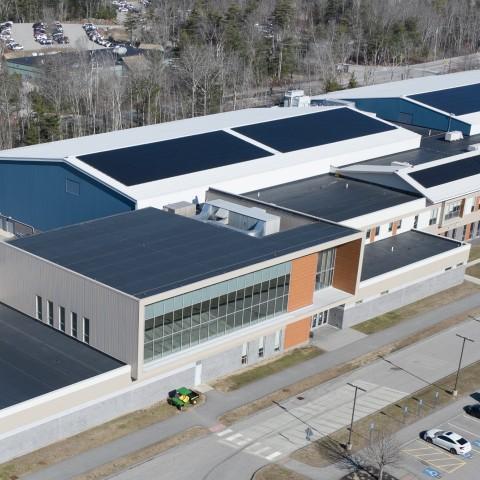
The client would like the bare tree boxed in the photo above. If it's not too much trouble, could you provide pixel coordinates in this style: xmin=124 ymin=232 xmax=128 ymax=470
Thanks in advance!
xmin=364 ymin=430 xmax=400 ymax=480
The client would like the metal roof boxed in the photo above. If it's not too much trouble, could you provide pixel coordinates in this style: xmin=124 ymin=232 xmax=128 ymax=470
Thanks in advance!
xmin=78 ymin=130 xmax=272 ymax=186
xmin=10 ymin=208 xmax=358 ymax=299
xmin=0 ymin=302 xmax=123 ymax=409
xmin=361 ymin=230 xmax=462 ymax=281
xmin=233 ymin=108 xmax=396 ymax=153
xmin=243 ymin=174 xmax=420 ymax=222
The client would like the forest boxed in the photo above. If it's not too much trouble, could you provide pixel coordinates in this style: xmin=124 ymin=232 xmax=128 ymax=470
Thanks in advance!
xmin=1 ymin=0 xmax=480 ymax=149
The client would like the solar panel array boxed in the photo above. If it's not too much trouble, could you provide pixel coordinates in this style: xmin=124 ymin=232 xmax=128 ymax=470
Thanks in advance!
xmin=11 ymin=208 xmax=355 ymax=298
xmin=78 ymin=130 xmax=273 ymax=186
xmin=233 ymin=108 xmax=396 ymax=153
xmin=409 ymin=83 xmax=480 ymax=116
xmin=408 ymin=155 xmax=480 ymax=188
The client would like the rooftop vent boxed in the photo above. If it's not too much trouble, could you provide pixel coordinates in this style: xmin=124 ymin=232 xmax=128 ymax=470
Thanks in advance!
xmin=445 ymin=131 xmax=463 ymax=142
xmin=163 ymin=201 xmax=196 ymax=217
xmin=198 ymin=199 xmax=280 ymax=237
xmin=283 ymin=90 xmax=311 ymax=108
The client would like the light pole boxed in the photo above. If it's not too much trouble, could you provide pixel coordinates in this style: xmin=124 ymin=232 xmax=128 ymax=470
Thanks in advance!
xmin=452 ymin=334 xmax=474 ymax=397
xmin=346 ymin=382 xmax=367 ymax=450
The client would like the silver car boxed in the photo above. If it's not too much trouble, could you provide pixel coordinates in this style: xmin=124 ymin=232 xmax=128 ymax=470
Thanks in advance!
xmin=423 ymin=429 xmax=471 ymax=455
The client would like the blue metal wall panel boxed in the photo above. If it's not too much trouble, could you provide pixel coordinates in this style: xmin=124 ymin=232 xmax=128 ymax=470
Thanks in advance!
xmin=350 ymin=98 xmax=472 ymax=135
xmin=0 ymin=161 xmax=135 ymax=231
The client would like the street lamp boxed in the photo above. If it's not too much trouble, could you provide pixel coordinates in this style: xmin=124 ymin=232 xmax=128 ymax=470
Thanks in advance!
xmin=452 ymin=333 xmax=474 ymax=397
xmin=346 ymin=382 xmax=367 ymax=451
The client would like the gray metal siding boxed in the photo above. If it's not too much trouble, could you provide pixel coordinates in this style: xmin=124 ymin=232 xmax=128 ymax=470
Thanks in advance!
xmin=0 ymin=243 xmax=140 ymax=376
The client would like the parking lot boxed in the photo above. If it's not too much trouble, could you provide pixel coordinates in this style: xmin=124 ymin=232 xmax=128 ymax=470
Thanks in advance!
xmin=401 ymin=411 xmax=480 ymax=479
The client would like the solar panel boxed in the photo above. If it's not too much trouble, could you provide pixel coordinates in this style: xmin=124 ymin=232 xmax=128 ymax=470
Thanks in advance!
xmin=78 ymin=130 xmax=272 ymax=186
xmin=233 ymin=108 xmax=396 ymax=153
xmin=409 ymin=83 xmax=480 ymax=116
xmin=11 ymin=208 xmax=355 ymax=298
xmin=408 ymin=155 xmax=480 ymax=188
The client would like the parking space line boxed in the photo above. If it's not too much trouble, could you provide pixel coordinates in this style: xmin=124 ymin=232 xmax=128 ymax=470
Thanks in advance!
xmin=402 ymin=446 xmax=435 ymax=452
xmin=447 ymin=422 xmax=479 ymax=437
xmin=462 ymin=414 xmax=480 ymax=425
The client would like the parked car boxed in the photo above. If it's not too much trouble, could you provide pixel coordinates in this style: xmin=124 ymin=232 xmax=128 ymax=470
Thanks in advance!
xmin=465 ymin=404 xmax=480 ymax=419
xmin=423 ymin=429 xmax=471 ymax=455
xmin=7 ymin=42 xmax=23 ymax=50
xmin=167 ymin=387 xmax=200 ymax=411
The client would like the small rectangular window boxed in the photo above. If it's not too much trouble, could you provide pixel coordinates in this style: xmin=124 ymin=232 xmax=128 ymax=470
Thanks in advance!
xmin=47 ymin=300 xmax=54 ymax=326
xmin=59 ymin=306 xmax=66 ymax=332
xmin=83 ymin=317 xmax=90 ymax=344
xmin=36 ymin=295 xmax=43 ymax=321
xmin=375 ymin=226 xmax=380 ymax=236
xmin=71 ymin=312 xmax=78 ymax=338
xmin=388 ymin=222 xmax=393 ymax=232
xmin=258 ymin=336 xmax=265 ymax=357
xmin=66 ymin=178 xmax=80 ymax=195
xmin=274 ymin=330 xmax=281 ymax=351
xmin=380 ymin=290 xmax=389 ymax=295
xmin=365 ymin=229 xmax=371 ymax=239
xmin=413 ymin=215 xmax=418 ymax=229
xmin=397 ymin=219 xmax=402 ymax=230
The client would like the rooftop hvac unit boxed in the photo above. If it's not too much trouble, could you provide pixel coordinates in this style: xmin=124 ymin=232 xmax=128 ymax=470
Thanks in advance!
xmin=283 ymin=90 xmax=311 ymax=108
xmin=163 ymin=201 xmax=196 ymax=217
xmin=445 ymin=130 xmax=463 ymax=142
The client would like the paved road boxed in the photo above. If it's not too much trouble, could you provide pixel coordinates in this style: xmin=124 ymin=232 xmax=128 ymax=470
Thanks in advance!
xmin=25 ymin=292 xmax=480 ymax=480
xmin=108 ymin=319 xmax=480 ymax=480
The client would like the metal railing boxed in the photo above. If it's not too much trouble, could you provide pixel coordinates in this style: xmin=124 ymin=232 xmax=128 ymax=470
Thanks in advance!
xmin=0 ymin=214 xmax=35 ymax=238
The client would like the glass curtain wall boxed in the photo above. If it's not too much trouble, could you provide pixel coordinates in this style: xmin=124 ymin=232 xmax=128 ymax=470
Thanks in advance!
xmin=144 ymin=262 xmax=291 ymax=363
xmin=315 ymin=248 xmax=336 ymax=290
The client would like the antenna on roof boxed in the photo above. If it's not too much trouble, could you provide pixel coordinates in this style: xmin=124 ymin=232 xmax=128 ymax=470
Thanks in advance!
xmin=345 ymin=183 xmax=349 ymax=189
xmin=391 ymin=246 xmax=395 ymax=252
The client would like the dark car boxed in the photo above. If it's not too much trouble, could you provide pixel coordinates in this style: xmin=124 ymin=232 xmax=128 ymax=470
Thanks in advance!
xmin=465 ymin=404 xmax=480 ymax=418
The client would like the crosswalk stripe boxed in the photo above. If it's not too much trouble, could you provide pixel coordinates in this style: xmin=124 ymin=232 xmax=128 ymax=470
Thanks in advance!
xmin=265 ymin=451 xmax=282 ymax=461
xmin=216 ymin=428 xmax=233 ymax=437
xmin=225 ymin=433 xmax=243 ymax=442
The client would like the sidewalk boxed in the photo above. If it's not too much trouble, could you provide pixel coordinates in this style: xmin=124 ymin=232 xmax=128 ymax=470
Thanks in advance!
xmin=25 ymin=291 xmax=480 ymax=480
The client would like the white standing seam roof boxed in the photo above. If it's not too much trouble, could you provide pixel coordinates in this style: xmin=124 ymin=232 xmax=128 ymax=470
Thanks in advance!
xmin=0 ymin=106 xmax=420 ymax=205
xmin=396 ymin=150 xmax=480 ymax=203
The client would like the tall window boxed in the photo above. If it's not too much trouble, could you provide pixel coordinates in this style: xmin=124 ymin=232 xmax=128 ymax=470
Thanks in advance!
xmin=83 ymin=317 xmax=90 ymax=344
xmin=274 ymin=330 xmax=281 ymax=351
xmin=429 ymin=208 xmax=439 ymax=225
xmin=144 ymin=262 xmax=291 ymax=363
xmin=413 ymin=215 xmax=419 ymax=229
xmin=36 ymin=295 xmax=42 ymax=321
xmin=315 ymin=248 xmax=336 ymax=291
xmin=47 ymin=300 xmax=54 ymax=326
xmin=241 ymin=342 xmax=248 ymax=364
xmin=71 ymin=312 xmax=78 ymax=338
xmin=59 ymin=306 xmax=66 ymax=332
xmin=444 ymin=201 xmax=461 ymax=221
xmin=258 ymin=336 xmax=265 ymax=358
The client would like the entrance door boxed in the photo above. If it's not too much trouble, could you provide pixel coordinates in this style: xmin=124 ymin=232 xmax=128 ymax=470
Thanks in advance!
xmin=311 ymin=310 xmax=329 ymax=329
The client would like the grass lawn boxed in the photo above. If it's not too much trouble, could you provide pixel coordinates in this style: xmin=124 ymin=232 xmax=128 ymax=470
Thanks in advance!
xmin=291 ymin=358 xmax=480 ymax=468
xmin=254 ymin=464 xmax=309 ymax=480
xmin=353 ymin=282 xmax=480 ymax=335
xmin=214 ymin=346 xmax=323 ymax=392
xmin=466 ymin=263 xmax=480 ymax=279
xmin=469 ymin=244 xmax=480 ymax=262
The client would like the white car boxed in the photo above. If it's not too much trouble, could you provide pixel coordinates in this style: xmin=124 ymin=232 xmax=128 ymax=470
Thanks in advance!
xmin=423 ymin=429 xmax=471 ymax=455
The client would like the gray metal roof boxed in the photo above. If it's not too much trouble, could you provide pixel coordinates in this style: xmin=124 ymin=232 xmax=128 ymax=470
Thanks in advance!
xmin=361 ymin=231 xmax=461 ymax=281
xmin=0 ymin=302 xmax=123 ymax=409
xmin=243 ymin=174 xmax=420 ymax=222
xmin=10 ymin=208 xmax=357 ymax=299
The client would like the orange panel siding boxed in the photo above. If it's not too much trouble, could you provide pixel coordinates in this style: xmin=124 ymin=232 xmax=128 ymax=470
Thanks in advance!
xmin=287 ymin=253 xmax=317 ymax=312
xmin=369 ymin=227 xmax=376 ymax=242
xmin=332 ymin=239 xmax=361 ymax=294
xmin=284 ymin=317 xmax=311 ymax=349
xmin=465 ymin=223 xmax=472 ymax=241
xmin=392 ymin=221 xmax=398 ymax=235
xmin=460 ymin=199 xmax=466 ymax=217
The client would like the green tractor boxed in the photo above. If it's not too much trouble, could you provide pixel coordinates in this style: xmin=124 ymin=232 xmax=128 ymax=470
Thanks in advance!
xmin=167 ymin=387 xmax=200 ymax=410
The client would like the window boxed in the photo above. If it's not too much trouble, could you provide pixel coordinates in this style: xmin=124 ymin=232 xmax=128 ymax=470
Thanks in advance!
xmin=388 ymin=222 xmax=394 ymax=232
xmin=365 ymin=229 xmax=371 ymax=239
xmin=311 ymin=310 xmax=329 ymax=329
xmin=47 ymin=300 xmax=54 ymax=326
xmin=36 ymin=295 xmax=43 ymax=321
xmin=375 ymin=226 xmax=380 ymax=236
xmin=413 ymin=215 xmax=419 ymax=229
xmin=315 ymin=248 xmax=336 ymax=290
xmin=444 ymin=201 xmax=461 ymax=221
xmin=380 ymin=290 xmax=389 ymax=295
xmin=59 ymin=306 xmax=66 ymax=332
xmin=397 ymin=219 xmax=402 ymax=230
xmin=429 ymin=208 xmax=439 ymax=225
xmin=83 ymin=317 xmax=90 ymax=344
xmin=143 ymin=262 xmax=291 ymax=363
xmin=241 ymin=342 xmax=248 ymax=364
xmin=66 ymin=178 xmax=80 ymax=195
xmin=71 ymin=312 xmax=78 ymax=338
xmin=258 ymin=336 xmax=265 ymax=358
xmin=274 ymin=330 xmax=281 ymax=351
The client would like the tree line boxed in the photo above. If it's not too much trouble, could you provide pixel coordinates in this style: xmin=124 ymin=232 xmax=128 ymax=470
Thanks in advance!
xmin=1 ymin=0 xmax=480 ymax=149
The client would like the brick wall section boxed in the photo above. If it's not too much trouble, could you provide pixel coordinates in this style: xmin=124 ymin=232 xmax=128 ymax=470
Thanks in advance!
xmin=332 ymin=239 xmax=361 ymax=294
xmin=287 ymin=253 xmax=317 ymax=312
xmin=466 ymin=223 xmax=471 ymax=241
xmin=392 ymin=221 xmax=398 ymax=235
xmin=460 ymin=199 xmax=466 ymax=217
xmin=369 ymin=227 xmax=376 ymax=242
xmin=284 ymin=317 xmax=311 ymax=349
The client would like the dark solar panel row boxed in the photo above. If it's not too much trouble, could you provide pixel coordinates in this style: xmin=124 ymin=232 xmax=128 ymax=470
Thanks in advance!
xmin=233 ymin=108 xmax=396 ymax=153
xmin=78 ymin=130 xmax=273 ymax=186
xmin=11 ymin=208 xmax=356 ymax=298
xmin=409 ymin=83 xmax=480 ymax=116
xmin=408 ymin=154 xmax=480 ymax=188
